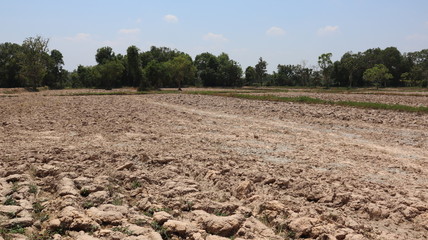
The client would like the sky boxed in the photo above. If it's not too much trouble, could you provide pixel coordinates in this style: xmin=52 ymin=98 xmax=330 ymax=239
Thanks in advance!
xmin=1 ymin=0 xmax=427 ymax=72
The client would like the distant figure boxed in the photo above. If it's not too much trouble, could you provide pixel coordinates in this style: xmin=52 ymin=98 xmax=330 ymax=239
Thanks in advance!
xmin=178 ymin=88 xmax=182 ymax=91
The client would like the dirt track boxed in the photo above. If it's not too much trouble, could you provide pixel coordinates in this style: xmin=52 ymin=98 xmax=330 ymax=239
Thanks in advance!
xmin=0 ymin=91 xmax=427 ymax=240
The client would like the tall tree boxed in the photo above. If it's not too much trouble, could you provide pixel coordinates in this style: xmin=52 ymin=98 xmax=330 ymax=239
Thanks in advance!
xmin=126 ymin=45 xmax=143 ymax=87
xmin=363 ymin=64 xmax=393 ymax=89
xmin=255 ymin=57 xmax=267 ymax=86
xmin=341 ymin=52 xmax=359 ymax=88
xmin=145 ymin=60 xmax=167 ymax=89
xmin=94 ymin=60 xmax=125 ymax=90
xmin=95 ymin=46 xmax=115 ymax=65
xmin=194 ymin=52 xmax=219 ymax=86
xmin=44 ymin=49 xmax=65 ymax=89
xmin=245 ymin=66 xmax=257 ymax=85
xmin=20 ymin=36 xmax=50 ymax=91
xmin=318 ymin=53 xmax=333 ymax=88
xmin=0 ymin=42 xmax=22 ymax=87
xmin=168 ymin=55 xmax=195 ymax=90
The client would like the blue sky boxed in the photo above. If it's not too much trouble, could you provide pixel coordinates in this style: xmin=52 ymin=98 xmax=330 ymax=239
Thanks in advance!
xmin=1 ymin=0 xmax=427 ymax=72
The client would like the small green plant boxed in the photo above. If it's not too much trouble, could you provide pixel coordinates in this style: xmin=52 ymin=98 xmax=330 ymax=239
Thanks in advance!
xmin=6 ymin=212 xmax=17 ymax=219
xmin=11 ymin=182 xmax=19 ymax=193
xmin=112 ymin=198 xmax=123 ymax=206
xmin=107 ymin=184 xmax=115 ymax=197
xmin=28 ymin=184 xmax=38 ymax=194
xmin=4 ymin=197 xmax=17 ymax=206
xmin=182 ymin=200 xmax=193 ymax=212
xmin=33 ymin=201 xmax=45 ymax=213
xmin=151 ymin=221 xmax=170 ymax=239
xmin=112 ymin=226 xmax=133 ymax=236
xmin=132 ymin=219 xmax=147 ymax=226
xmin=214 ymin=210 xmax=229 ymax=216
xmin=3 ymin=224 xmax=26 ymax=234
xmin=32 ymin=201 xmax=49 ymax=223
xmin=82 ymin=201 xmax=94 ymax=209
xmin=131 ymin=181 xmax=141 ymax=189
xmin=80 ymin=188 xmax=90 ymax=197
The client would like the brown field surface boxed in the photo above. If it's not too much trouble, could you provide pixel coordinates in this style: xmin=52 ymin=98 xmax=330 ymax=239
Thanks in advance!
xmin=0 ymin=89 xmax=427 ymax=240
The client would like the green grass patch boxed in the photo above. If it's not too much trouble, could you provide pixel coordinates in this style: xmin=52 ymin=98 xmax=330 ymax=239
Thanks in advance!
xmin=187 ymin=91 xmax=428 ymax=113
xmin=53 ymin=87 xmax=427 ymax=113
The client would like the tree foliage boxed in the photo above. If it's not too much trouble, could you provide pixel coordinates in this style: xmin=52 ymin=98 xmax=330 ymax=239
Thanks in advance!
xmin=2 ymin=36 xmax=428 ymax=90
xmin=127 ymin=45 xmax=143 ymax=87
xmin=255 ymin=57 xmax=267 ymax=86
xmin=19 ymin=36 xmax=50 ymax=90
xmin=318 ymin=53 xmax=333 ymax=88
xmin=363 ymin=64 xmax=393 ymax=89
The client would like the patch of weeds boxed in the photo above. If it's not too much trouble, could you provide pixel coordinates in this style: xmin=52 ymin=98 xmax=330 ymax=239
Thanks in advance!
xmin=28 ymin=184 xmax=38 ymax=194
xmin=112 ymin=226 xmax=133 ymax=236
xmin=287 ymin=230 xmax=296 ymax=239
xmin=28 ymin=231 xmax=55 ymax=240
xmin=182 ymin=200 xmax=193 ymax=212
xmin=5 ymin=211 xmax=17 ymax=219
xmin=4 ymin=224 xmax=26 ymax=234
xmin=80 ymin=188 xmax=90 ymax=197
xmin=143 ymin=208 xmax=172 ymax=217
xmin=107 ymin=184 xmax=115 ymax=197
xmin=213 ymin=210 xmax=230 ymax=216
xmin=4 ymin=197 xmax=17 ymax=206
xmin=257 ymin=214 xmax=271 ymax=226
xmin=229 ymin=236 xmax=236 ymax=240
xmin=143 ymin=209 xmax=155 ymax=217
xmin=82 ymin=201 xmax=94 ymax=209
xmin=33 ymin=201 xmax=49 ymax=223
xmin=112 ymin=198 xmax=123 ymax=206
xmin=132 ymin=219 xmax=147 ymax=226
xmin=151 ymin=221 xmax=170 ymax=240
xmin=131 ymin=181 xmax=141 ymax=189
xmin=88 ymin=225 xmax=99 ymax=234
xmin=33 ymin=201 xmax=45 ymax=213
xmin=11 ymin=182 xmax=19 ymax=193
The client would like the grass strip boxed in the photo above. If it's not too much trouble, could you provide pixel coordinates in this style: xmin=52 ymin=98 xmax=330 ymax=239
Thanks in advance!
xmin=187 ymin=91 xmax=428 ymax=113
xmin=56 ymin=89 xmax=428 ymax=113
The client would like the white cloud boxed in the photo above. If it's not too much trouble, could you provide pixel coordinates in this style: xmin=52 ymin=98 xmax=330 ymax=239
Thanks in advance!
xmin=266 ymin=26 xmax=286 ymax=36
xmin=203 ymin=32 xmax=228 ymax=42
xmin=136 ymin=18 xmax=142 ymax=24
xmin=317 ymin=25 xmax=339 ymax=36
xmin=118 ymin=28 xmax=141 ymax=34
xmin=65 ymin=33 xmax=91 ymax=41
xmin=164 ymin=14 xmax=178 ymax=23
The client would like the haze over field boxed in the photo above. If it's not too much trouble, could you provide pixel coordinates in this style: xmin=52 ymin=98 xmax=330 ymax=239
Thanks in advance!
xmin=1 ymin=0 xmax=428 ymax=71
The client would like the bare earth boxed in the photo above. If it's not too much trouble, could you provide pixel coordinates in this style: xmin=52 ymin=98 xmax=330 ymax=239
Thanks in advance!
xmin=0 ymin=90 xmax=427 ymax=240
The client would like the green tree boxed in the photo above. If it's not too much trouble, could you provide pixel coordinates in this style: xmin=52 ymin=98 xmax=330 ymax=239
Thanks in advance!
xmin=20 ymin=36 xmax=50 ymax=91
xmin=145 ymin=60 xmax=167 ymax=89
xmin=245 ymin=66 xmax=256 ymax=85
xmin=96 ymin=46 xmax=115 ymax=65
xmin=168 ymin=55 xmax=196 ymax=90
xmin=44 ymin=49 xmax=65 ymax=89
xmin=341 ymin=52 xmax=359 ymax=88
xmin=126 ymin=45 xmax=143 ymax=87
xmin=255 ymin=57 xmax=267 ymax=86
xmin=318 ymin=53 xmax=333 ymax=88
xmin=94 ymin=60 xmax=125 ymax=90
xmin=194 ymin=52 xmax=219 ymax=86
xmin=363 ymin=64 xmax=393 ymax=89
xmin=0 ymin=42 xmax=23 ymax=87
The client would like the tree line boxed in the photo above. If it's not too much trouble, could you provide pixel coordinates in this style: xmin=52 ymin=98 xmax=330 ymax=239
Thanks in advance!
xmin=1 ymin=36 xmax=427 ymax=90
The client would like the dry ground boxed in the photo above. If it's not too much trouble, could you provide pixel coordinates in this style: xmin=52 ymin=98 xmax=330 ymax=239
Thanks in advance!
xmin=0 ymin=89 xmax=427 ymax=240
